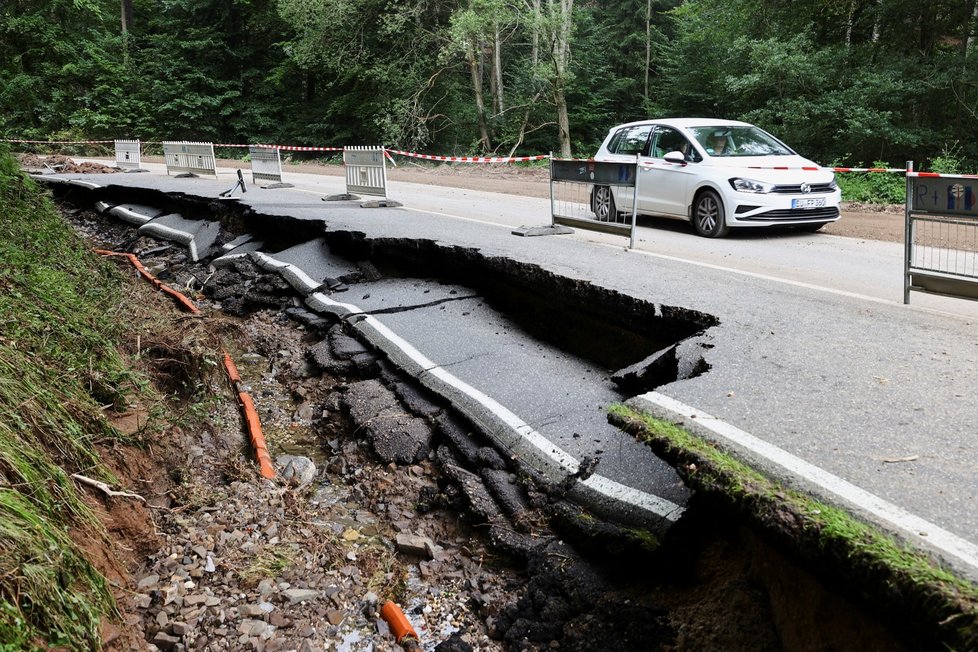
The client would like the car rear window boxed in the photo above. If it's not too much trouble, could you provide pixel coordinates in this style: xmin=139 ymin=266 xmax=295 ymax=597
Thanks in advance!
xmin=608 ymin=125 xmax=653 ymax=155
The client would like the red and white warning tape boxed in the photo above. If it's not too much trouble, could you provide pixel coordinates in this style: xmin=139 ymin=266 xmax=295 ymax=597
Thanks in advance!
xmin=386 ymin=149 xmax=550 ymax=163
xmin=2 ymin=138 xmax=115 ymax=144
xmin=252 ymin=144 xmax=343 ymax=152
xmin=909 ymin=171 xmax=978 ymax=179
xmin=829 ymin=166 xmax=905 ymax=173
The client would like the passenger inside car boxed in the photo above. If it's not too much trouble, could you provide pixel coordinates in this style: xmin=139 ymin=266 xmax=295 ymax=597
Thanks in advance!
xmin=708 ymin=132 xmax=732 ymax=156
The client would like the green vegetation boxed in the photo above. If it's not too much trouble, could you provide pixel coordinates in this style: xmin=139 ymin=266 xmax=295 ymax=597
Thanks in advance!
xmin=239 ymin=545 xmax=297 ymax=584
xmin=0 ymin=145 xmax=136 ymax=650
xmin=3 ymin=1 xmax=978 ymax=172
xmin=609 ymin=403 xmax=978 ymax=648
xmin=834 ymin=163 xmax=907 ymax=204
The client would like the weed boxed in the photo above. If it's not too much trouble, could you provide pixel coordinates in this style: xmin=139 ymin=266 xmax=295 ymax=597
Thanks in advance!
xmin=0 ymin=145 xmax=147 ymax=649
xmin=833 ymin=160 xmax=906 ymax=204
xmin=239 ymin=545 xmax=297 ymax=585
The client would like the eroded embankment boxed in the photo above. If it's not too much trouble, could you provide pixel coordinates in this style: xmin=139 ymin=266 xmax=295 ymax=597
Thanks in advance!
xmin=44 ymin=180 xmax=961 ymax=650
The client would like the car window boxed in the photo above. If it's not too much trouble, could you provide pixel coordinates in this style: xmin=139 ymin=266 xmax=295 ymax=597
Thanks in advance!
xmin=651 ymin=127 xmax=700 ymax=162
xmin=608 ymin=125 xmax=653 ymax=155
xmin=689 ymin=125 xmax=794 ymax=157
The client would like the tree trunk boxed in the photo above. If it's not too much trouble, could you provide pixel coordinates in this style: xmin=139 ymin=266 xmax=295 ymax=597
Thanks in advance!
xmin=644 ymin=0 xmax=651 ymax=100
xmin=493 ymin=23 xmax=504 ymax=114
xmin=467 ymin=41 xmax=492 ymax=151
xmin=531 ymin=0 xmax=540 ymax=68
xmin=121 ymin=0 xmax=134 ymax=33
xmin=549 ymin=0 xmax=573 ymax=157
xmin=966 ymin=0 xmax=978 ymax=57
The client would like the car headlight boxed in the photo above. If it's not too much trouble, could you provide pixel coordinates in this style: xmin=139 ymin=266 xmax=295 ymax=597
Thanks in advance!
xmin=828 ymin=176 xmax=838 ymax=190
xmin=730 ymin=177 xmax=775 ymax=194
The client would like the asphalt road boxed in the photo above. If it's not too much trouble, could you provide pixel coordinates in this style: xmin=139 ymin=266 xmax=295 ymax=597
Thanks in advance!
xmin=57 ymin=160 xmax=978 ymax=581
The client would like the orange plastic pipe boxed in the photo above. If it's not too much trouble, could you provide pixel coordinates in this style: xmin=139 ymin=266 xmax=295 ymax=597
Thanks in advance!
xmin=96 ymin=249 xmax=271 ymax=478
xmin=222 ymin=351 xmax=242 ymax=384
xmin=95 ymin=249 xmax=200 ymax=314
xmin=380 ymin=601 xmax=419 ymax=646
xmin=238 ymin=391 xmax=275 ymax=479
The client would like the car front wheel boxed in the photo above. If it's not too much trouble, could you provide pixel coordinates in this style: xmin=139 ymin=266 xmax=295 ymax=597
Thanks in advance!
xmin=692 ymin=189 xmax=729 ymax=238
xmin=592 ymin=185 xmax=618 ymax=222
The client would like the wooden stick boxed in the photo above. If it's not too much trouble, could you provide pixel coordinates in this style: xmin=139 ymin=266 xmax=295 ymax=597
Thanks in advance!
xmin=71 ymin=473 xmax=146 ymax=502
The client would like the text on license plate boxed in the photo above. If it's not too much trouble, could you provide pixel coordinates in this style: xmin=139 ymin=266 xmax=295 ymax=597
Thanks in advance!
xmin=792 ymin=197 xmax=826 ymax=209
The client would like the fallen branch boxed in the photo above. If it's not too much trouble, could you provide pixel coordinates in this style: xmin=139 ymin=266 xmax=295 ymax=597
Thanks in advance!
xmin=71 ymin=473 xmax=146 ymax=502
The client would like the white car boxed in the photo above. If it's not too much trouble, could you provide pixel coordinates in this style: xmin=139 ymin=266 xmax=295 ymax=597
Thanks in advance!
xmin=592 ymin=118 xmax=841 ymax=237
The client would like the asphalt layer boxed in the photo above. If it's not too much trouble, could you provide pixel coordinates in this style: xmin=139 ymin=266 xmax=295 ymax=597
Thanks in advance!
xmin=40 ymin=167 xmax=978 ymax=580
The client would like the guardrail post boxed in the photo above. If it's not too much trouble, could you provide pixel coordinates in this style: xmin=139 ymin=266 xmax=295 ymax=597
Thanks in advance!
xmin=904 ymin=160 xmax=913 ymax=304
xmin=549 ymin=151 xmax=556 ymax=228
xmin=629 ymin=153 xmax=640 ymax=250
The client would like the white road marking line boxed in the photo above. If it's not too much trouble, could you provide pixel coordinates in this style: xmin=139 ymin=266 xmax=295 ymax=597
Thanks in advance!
xmin=634 ymin=391 xmax=978 ymax=574
xmin=256 ymin=254 xmax=685 ymax=522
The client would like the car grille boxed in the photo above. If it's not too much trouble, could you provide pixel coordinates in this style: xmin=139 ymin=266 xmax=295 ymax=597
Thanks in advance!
xmin=739 ymin=207 xmax=841 ymax=222
xmin=771 ymin=183 xmax=836 ymax=194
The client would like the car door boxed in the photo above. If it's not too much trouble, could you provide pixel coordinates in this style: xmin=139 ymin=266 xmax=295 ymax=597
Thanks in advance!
xmin=602 ymin=124 xmax=654 ymax=212
xmin=639 ymin=126 xmax=698 ymax=217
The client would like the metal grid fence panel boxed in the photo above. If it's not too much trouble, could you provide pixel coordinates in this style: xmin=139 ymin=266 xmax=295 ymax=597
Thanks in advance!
xmin=162 ymin=141 xmax=218 ymax=178
xmin=114 ymin=139 xmax=141 ymax=170
xmin=550 ymin=159 xmax=638 ymax=243
xmin=344 ymin=146 xmax=387 ymax=197
xmin=905 ymin=172 xmax=978 ymax=302
xmin=910 ymin=216 xmax=978 ymax=280
xmin=551 ymin=180 xmax=634 ymax=234
xmin=249 ymin=145 xmax=283 ymax=184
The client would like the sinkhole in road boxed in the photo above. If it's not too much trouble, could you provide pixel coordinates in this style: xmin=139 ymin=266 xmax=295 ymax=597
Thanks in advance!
xmin=314 ymin=229 xmax=721 ymax=393
xmin=66 ymin=183 xmax=721 ymax=394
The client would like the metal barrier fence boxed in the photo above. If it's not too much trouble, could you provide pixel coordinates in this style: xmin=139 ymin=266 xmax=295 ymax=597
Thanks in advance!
xmin=248 ymin=145 xmax=291 ymax=187
xmin=162 ymin=141 xmax=217 ymax=178
xmin=550 ymin=157 xmax=639 ymax=248
xmin=344 ymin=146 xmax=388 ymax=198
xmin=905 ymin=162 xmax=978 ymax=303
xmin=113 ymin=139 xmax=142 ymax=171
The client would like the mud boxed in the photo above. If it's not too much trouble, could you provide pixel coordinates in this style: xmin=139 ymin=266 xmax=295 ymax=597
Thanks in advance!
xmin=47 ymin=180 xmax=914 ymax=651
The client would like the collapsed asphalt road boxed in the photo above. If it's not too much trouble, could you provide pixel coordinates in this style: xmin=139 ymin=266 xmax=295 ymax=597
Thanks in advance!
xmin=31 ymin=164 xmax=978 ymax=648
xmin=52 ymin=181 xmax=916 ymax=652
xmin=75 ymin=186 xmax=720 ymax=534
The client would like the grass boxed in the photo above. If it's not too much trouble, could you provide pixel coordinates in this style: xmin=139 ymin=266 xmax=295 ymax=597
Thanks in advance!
xmin=0 ymin=145 xmax=144 ymax=650
xmin=609 ymin=403 xmax=978 ymax=648
xmin=239 ymin=545 xmax=297 ymax=585
xmin=833 ymin=160 xmax=907 ymax=204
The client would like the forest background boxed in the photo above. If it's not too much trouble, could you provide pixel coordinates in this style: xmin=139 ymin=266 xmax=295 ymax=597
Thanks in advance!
xmin=2 ymin=0 xmax=978 ymax=170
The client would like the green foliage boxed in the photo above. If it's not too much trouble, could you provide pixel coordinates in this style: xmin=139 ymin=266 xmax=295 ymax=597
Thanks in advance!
xmin=3 ymin=0 xmax=978 ymax=164
xmin=930 ymin=143 xmax=965 ymax=174
xmin=834 ymin=161 xmax=906 ymax=204
xmin=0 ymin=145 xmax=140 ymax=649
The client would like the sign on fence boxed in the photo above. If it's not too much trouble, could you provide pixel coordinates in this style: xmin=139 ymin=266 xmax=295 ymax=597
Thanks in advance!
xmin=344 ymin=146 xmax=388 ymax=198
xmin=549 ymin=157 xmax=639 ymax=248
xmin=905 ymin=162 xmax=978 ymax=303
xmin=163 ymin=141 xmax=217 ymax=178
xmin=248 ymin=145 xmax=291 ymax=188
xmin=114 ymin=139 xmax=143 ymax=172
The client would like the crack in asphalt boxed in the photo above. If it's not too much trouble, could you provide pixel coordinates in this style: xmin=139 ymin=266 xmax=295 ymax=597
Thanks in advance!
xmin=341 ymin=293 xmax=480 ymax=317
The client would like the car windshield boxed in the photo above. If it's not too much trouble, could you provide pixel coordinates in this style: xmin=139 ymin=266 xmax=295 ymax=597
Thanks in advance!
xmin=689 ymin=126 xmax=794 ymax=157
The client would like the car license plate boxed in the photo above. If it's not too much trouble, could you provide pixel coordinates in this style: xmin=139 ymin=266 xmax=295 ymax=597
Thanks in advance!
xmin=792 ymin=197 xmax=826 ymax=209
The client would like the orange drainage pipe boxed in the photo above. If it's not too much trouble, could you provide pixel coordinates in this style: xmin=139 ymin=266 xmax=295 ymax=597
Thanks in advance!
xmin=94 ymin=249 xmax=200 ymax=315
xmin=222 ymin=351 xmax=275 ymax=480
xmin=96 ymin=248 xmax=273 ymax=479
xmin=380 ymin=601 xmax=421 ymax=651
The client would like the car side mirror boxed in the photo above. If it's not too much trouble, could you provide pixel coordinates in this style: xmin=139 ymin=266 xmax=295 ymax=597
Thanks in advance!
xmin=663 ymin=151 xmax=687 ymax=165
